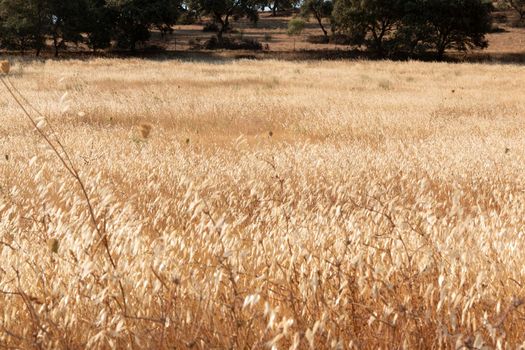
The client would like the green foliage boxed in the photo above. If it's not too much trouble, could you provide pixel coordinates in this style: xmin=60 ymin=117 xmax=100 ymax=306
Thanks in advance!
xmin=85 ymin=0 xmax=117 ymax=51
xmin=287 ymin=18 xmax=305 ymax=35
xmin=332 ymin=0 xmax=493 ymax=58
xmin=108 ymin=0 xmax=182 ymax=50
xmin=287 ymin=17 xmax=304 ymax=51
xmin=333 ymin=0 xmax=404 ymax=54
xmin=48 ymin=0 xmax=89 ymax=56
xmin=188 ymin=0 xmax=263 ymax=40
xmin=265 ymin=0 xmax=299 ymax=15
xmin=0 ymin=0 xmax=182 ymax=54
xmin=417 ymin=0 xmax=493 ymax=58
xmin=0 ymin=0 xmax=494 ymax=58
xmin=499 ymin=0 xmax=525 ymax=23
xmin=0 ymin=0 xmax=49 ymax=54
xmin=301 ymin=0 xmax=333 ymax=38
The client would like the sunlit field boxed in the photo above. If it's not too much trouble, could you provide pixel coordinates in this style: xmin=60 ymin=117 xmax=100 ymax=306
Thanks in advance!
xmin=1 ymin=58 xmax=525 ymax=348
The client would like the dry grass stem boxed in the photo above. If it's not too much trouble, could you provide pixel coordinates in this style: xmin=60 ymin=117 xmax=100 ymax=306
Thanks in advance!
xmin=0 ymin=58 xmax=524 ymax=349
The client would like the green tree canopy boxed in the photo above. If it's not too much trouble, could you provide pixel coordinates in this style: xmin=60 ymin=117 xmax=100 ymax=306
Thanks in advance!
xmin=0 ymin=0 xmax=49 ymax=55
xmin=417 ymin=0 xmax=493 ymax=58
xmin=108 ymin=0 xmax=182 ymax=50
xmin=264 ymin=0 xmax=299 ymax=16
xmin=48 ymin=0 xmax=89 ymax=56
xmin=333 ymin=0 xmax=404 ymax=55
xmin=301 ymin=0 xmax=333 ymax=40
xmin=188 ymin=0 xmax=262 ymax=41
xmin=333 ymin=0 xmax=493 ymax=58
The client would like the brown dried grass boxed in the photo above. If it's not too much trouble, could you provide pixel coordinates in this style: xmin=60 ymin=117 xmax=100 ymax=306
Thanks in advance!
xmin=0 ymin=60 xmax=9 ymax=74
xmin=0 ymin=58 xmax=524 ymax=349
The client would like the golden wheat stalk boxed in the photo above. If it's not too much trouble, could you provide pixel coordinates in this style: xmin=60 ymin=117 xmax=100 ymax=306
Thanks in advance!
xmin=0 ymin=63 xmax=130 ymax=317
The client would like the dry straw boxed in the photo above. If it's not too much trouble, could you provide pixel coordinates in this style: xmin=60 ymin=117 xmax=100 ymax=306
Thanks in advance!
xmin=139 ymin=123 xmax=153 ymax=139
xmin=0 ymin=58 xmax=525 ymax=349
xmin=1 ymin=60 xmax=10 ymax=74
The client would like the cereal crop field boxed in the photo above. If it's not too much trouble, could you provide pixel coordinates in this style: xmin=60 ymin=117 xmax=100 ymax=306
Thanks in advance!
xmin=1 ymin=58 xmax=525 ymax=349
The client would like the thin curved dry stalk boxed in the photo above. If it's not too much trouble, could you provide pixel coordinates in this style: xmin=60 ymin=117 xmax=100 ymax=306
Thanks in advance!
xmin=0 ymin=74 xmax=129 ymax=316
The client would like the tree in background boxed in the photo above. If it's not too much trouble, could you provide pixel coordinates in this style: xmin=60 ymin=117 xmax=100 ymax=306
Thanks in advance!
xmin=332 ymin=0 xmax=404 ymax=55
xmin=84 ymin=0 xmax=117 ymax=52
xmin=0 ymin=0 xmax=49 ymax=55
xmin=300 ymin=0 xmax=333 ymax=41
xmin=287 ymin=17 xmax=304 ymax=50
xmin=500 ymin=0 xmax=525 ymax=24
xmin=332 ymin=0 xmax=492 ymax=58
xmin=391 ymin=0 xmax=434 ymax=57
xmin=265 ymin=0 xmax=299 ymax=16
xmin=0 ymin=0 xmax=183 ymax=54
xmin=188 ymin=0 xmax=262 ymax=42
xmin=422 ymin=0 xmax=493 ymax=59
xmin=48 ymin=0 xmax=88 ymax=56
xmin=109 ymin=0 xmax=182 ymax=50
xmin=0 ymin=0 xmax=495 ymax=58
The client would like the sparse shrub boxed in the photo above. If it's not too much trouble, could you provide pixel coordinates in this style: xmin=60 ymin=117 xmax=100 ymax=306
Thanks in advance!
xmin=378 ymin=79 xmax=392 ymax=90
xmin=178 ymin=9 xmax=198 ymax=25
xmin=287 ymin=18 xmax=305 ymax=51
xmin=188 ymin=38 xmax=200 ymax=49
xmin=202 ymin=21 xmax=220 ymax=32
xmin=204 ymin=36 xmax=264 ymax=50
xmin=187 ymin=0 xmax=260 ymax=42
xmin=330 ymin=33 xmax=355 ymax=45
xmin=306 ymin=34 xmax=330 ymax=44
xmin=493 ymin=12 xmax=509 ymax=23
xmin=490 ymin=25 xmax=507 ymax=32
xmin=139 ymin=123 xmax=153 ymax=139
xmin=142 ymin=44 xmax=167 ymax=53
xmin=498 ymin=0 xmax=525 ymax=24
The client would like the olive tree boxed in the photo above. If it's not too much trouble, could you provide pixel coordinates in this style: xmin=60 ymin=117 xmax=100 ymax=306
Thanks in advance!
xmin=301 ymin=0 xmax=333 ymax=40
xmin=188 ymin=0 xmax=262 ymax=41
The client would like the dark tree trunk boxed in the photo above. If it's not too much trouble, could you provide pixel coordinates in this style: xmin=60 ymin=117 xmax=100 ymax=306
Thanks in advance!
xmin=436 ymin=45 xmax=446 ymax=60
xmin=436 ymin=28 xmax=450 ymax=60
xmin=271 ymin=1 xmax=278 ymax=16
xmin=218 ymin=15 xmax=230 ymax=43
xmin=371 ymin=27 xmax=384 ymax=57
xmin=217 ymin=20 xmax=225 ymax=42
xmin=53 ymin=33 xmax=60 ymax=57
xmin=314 ymin=12 xmax=328 ymax=39
xmin=36 ymin=0 xmax=45 ymax=57
xmin=436 ymin=35 xmax=447 ymax=59
xmin=214 ymin=11 xmax=229 ymax=43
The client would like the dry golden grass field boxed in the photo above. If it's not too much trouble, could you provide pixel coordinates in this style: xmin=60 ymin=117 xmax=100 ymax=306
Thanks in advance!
xmin=1 ymin=58 xmax=525 ymax=349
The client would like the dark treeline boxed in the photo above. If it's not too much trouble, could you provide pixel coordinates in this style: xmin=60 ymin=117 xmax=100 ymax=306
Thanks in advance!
xmin=0 ymin=0 xmax=183 ymax=56
xmin=330 ymin=0 xmax=494 ymax=59
xmin=0 ymin=0 xmax=495 ymax=59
